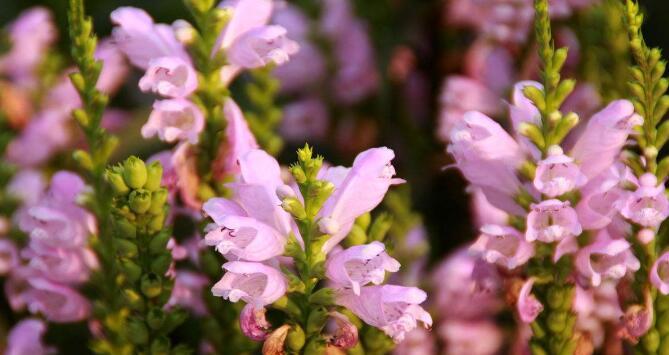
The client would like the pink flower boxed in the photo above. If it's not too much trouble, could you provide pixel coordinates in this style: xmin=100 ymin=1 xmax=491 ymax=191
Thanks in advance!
xmin=576 ymin=164 xmax=630 ymax=230
xmin=650 ymin=252 xmax=669 ymax=295
xmin=469 ymin=187 xmax=509 ymax=228
xmin=279 ymin=98 xmax=329 ymax=143
xmin=575 ymin=230 xmax=640 ymax=287
xmin=620 ymin=173 xmax=669 ymax=228
xmin=166 ymin=270 xmax=209 ymax=316
xmin=517 ymin=278 xmax=543 ymax=323
xmin=0 ymin=240 xmax=19 ymax=275
xmin=329 ymin=311 xmax=359 ymax=349
xmin=6 ymin=318 xmax=54 ymax=355
xmin=464 ymin=39 xmax=514 ymax=94
xmin=318 ymin=147 xmax=404 ymax=253
xmin=437 ymin=76 xmax=502 ymax=142
xmin=240 ymin=303 xmax=271 ymax=341
xmin=95 ymin=39 xmax=130 ymax=95
xmin=526 ymin=199 xmax=582 ymax=243
xmin=111 ymin=7 xmax=190 ymax=69
xmin=7 ymin=169 xmax=46 ymax=206
xmin=336 ymin=285 xmax=432 ymax=343
xmin=0 ymin=7 xmax=56 ymax=88
xmin=138 ymin=56 xmax=198 ymax=98
xmin=325 ymin=241 xmax=401 ymax=294
xmin=618 ymin=291 xmax=653 ymax=343
xmin=21 ymin=247 xmax=98 ymax=284
xmin=470 ymin=225 xmax=534 ymax=269
xmin=393 ymin=327 xmax=436 ymax=355
xmin=448 ymin=111 xmax=525 ymax=214
xmin=203 ymin=213 xmax=286 ymax=261
xmin=533 ymin=145 xmax=587 ymax=197
xmin=171 ymin=143 xmax=202 ymax=209
xmin=141 ymin=99 xmax=205 ymax=144
xmin=213 ymin=98 xmax=259 ymax=178
xmin=5 ymin=110 xmax=71 ymax=167
xmin=438 ymin=319 xmax=503 ymax=355
xmin=212 ymin=261 xmax=287 ymax=307
xmin=273 ymin=42 xmax=326 ymax=93
xmin=571 ymin=100 xmax=643 ymax=179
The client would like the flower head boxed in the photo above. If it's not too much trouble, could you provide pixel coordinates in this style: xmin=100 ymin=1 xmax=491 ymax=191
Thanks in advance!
xmin=534 ymin=145 xmax=587 ymax=197
xmin=517 ymin=278 xmax=543 ymax=323
xmin=325 ymin=241 xmax=401 ymax=294
xmin=470 ymin=224 xmax=534 ymax=269
xmin=212 ymin=261 xmax=286 ymax=307
xmin=620 ymin=173 xmax=669 ymax=228
xmin=141 ymin=99 xmax=205 ymax=144
xmin=575 ymin=230 xmax=640 ymax=287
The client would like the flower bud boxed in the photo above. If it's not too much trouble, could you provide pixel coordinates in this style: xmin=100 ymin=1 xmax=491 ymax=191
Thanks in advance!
xmin=638 ymin=229 xmax=655 ymax=244
xmin=114 ymin=239 xmax=138 ymax=258
xmin=276 ymin=185 xmax=296 ymax=200
xmin=73 ymin=150 xmax=94 ymax=171
xmin=141 ymin=273 xmax=163 ymax=298
xmin=282 ymin=197 xmax=306 ymax=220
xmin=262 ymin=324 xmax=290 ymax=355
xmin=105 ymin=170 xmax=129 ymax=195
xmin=144 ymin=161 xmax=163 ymax=192
xmin=286 ymin=325 xmax=306 ymax=351
xmin=290 ymin=165 xmax=307 ymax=184
xmin=120 ymin=259 xmax=142 ymax=283
xmin=172 ymin=20 xmax=196 ymax=45
xmin=129 ymin=189 xmax=152 ymax=214
xmin=126 ymin=319 xmax=149 ymax=345
xmin=149 ymin=232 xmax=172 ymax=255
xmin=354 ymin=213 xmax=371 ymax=231
xmin=150 ymin=336 xmax=171 ymax=354
xmin=344 ymin=225 xmax=367 ymax=247
xmin=329 ymin=312 xmax=358 ymax=349
xmin=240 ymin=305 xmax=271 ymax=341
xmin=318 ymin=217 xmax=340 ymax=235
xmin=150 ymin=254 xmax=172 ymax=275
xmin=148 ymin=212 xmax=166 ymax=233
xmin=618 ymin=291 xmax=653 ymax=343
xmin=149 ymin=189 xmax=168 ymax=215
xmin=115 ymin=218 xmax=137 ymax=239
xmin=307 ymin=307 xmax=328 ymax=335
xmin=122 ymin=289 xmax=145 ymax=311
xmin=309 ymin=288 xmax=336 ymax=306
xmin=123 ymin=156 xmax=148 ymax=189
xmin=147 ymin=308 xmax=166 ymax=330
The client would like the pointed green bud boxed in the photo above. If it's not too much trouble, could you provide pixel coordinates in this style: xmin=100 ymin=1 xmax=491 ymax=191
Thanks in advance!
xmin=129 ymin=189 xmax=152 ymax=214
xmin=368 ymin=213 xmax=393 ymax=242
xmin=122 ymin=156 xmax=147 ymax=189
xmin=308 ymin=287 xmax=336 ymax=306
xmin=523 ymin=85 xmax=546 ymax=112
xmin=643 ymin=329 xmax=661 ymax=353
xmin=72 ymin=108 xmax=89 ymax=127
xmin=304 ymin=157 xmax=323 ymax=180
xmin=282 ymin=197 xmax=306 ymax=220
xmin=149 ymin=189 xmax=168 ymax=215
xmin=122 ymin=289 xmax=144 ymax=311
xmin=69 ymin=72 xmax=86 ymax=94
xmin=286 ymin=325 xmax=306 ymax=352
xmin=306 ymin=307 xmax=328 ymax=335
xmin=297 ymin=144 xmax=313 ymax=163
xmin=105 ymin=170 xmax=129 ymax=195
xmin=355 ymin=213 xmax=371 ymax=231
xmin=547 ymin=311 xmax=567 ymax=333
xmin=644 ymin=146 xmax=659 ymax=162
xmin=101 ymin=136 xmax=119 ymax=163
xmin=126 ymin=319 xmax=149 ymax=345
xmin=272 ymin=296 xmax=303 ymax=319
xmin=344 ymin=224 xmax=367 ymax=247
xmin=120 ymin=259 xmax=142 ymax=283
xmin=655 ymin=95 xmax=669 ymax=124
xmin=73 ymin=150 xmax=94 ymax=172
xmin=147 ymin=308 xmax=166 ymax=330
xmin=150 ymin=336 xmax=171 ymax=355
xmin=149 ymin=231 xmax=172 ymax=255
xmin=148 ymin=212 xmax=166 ymax=233
xmin=150 ymin=254 xmax=172 ymax=275
xmin=114 ymin=239 xmax=138 ymax=258
xmin=518 ymin=161 xmax=537 ymax=181
xmin=554 ymin=79 xmax=576 ymax=108
xmin=141 ymin=273 xmax=163 ymax=298
xmin=290 ymin=165 xmax=307 ymax=184
xmin=518 ymin=123 xmax=545 ymax=150
xmin=144 ymin=161 xmax=163 ymax=191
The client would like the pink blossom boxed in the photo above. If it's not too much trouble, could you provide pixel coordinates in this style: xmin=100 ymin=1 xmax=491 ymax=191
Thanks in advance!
xmin=111 ymin=7 xmax=190 ymax=69
xmin=0 ymin=7 xmax=56 ymax=88
xmin=533 ymin=145 xmax=587 ymax=197
xmin=279 ymin=98 xmax=329 ymax=143
xmin=171 ymin=143 xmax=202 ymax=209
xmin=6 ymin=318 xmax=54 ymax=355
xmin=95 ymin=39 xmax=130 ymax=95
xmin=6 ymin=169 xmax=46 ymax=206
xmin=575 ymin=230 xmax=640 ymax=287
xmin=141 ymin=99 xmax=205 ymax=144
xmin=139 ymin=56 xmax=198 ymax=98
xmin=620 ymin=173 xmax=669 ymax=228
xmin=5 ymin=110 xmax=71 ymax=167
xmin=203 ymin=214 xmax=286 ymax=261
xmin=166 ymin=270 xmax=209 ymax=316
xmin=325 ymin=241 xmax=401 ymax=294
xmin=273 ymin=42 xmax=326 ymax=93
xmin=470 ymin=225 xmax=534 ymax=269
xmin=212 ymin=261 xmax=287 ymax=307
xmin=464 ymin=39 xmax=514 ymax=94
xmin=517 ymin=278 xmax=543 ymax=323
xmin=336 ymin=285 xmax=432 ymax=343
xmin=437 ymin=76 xmax=502 ymax=141
xmin=318 ymin=147 xmax=404 ymax=253
xmin=526 ymin=199 xmax=582 ymax=243
xmin=240 ymin=303 xmax=271 ymax=341
xmin=576 ymin=164 xmax=630 ymax=230
xmin=330 ymin=21 xmax=379 ymax=104
xmin=227 ymin=25 xmax=299 ymax=68
xmin=0 ymin=240 xmax=19 ymax=275
xmin=213 ymin=98 xmax=259 ymax=177
xmin=469 ymin=187 xmax=509 ymax=228
xmin=329 ymin=311 xmax=359 ymax=349
xmin=573 ymin=283 xmax=623 ymax=347
xmin=393 ymin=327 xmax=436 ymax=355
xmin=448 ymin=112 xmax=525 ymax=215
xmin=21 ymin=247 xmax=98 ymax=284
xmin=438 ymin=319 xmax=503 ymax=355
xmin=650 ymin=252 xmax=669 ymax=295
xmin=571 ymin=100 xmax=643 ymax=179
xmin=618 ymin=291 xmax=653 ymax=343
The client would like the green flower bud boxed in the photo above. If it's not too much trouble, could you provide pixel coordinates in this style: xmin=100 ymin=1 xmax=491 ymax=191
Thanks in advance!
xmin=149 ymin=231 xmax=172 ymax=255
xmin=547 ymin=311 xmax=567 ymax=333
xmin=140 ymin=273 xmax=163 ymax=298
xmin=73 ymin=150 xmax=94 ymax=172
xmin=115 ymin=218 xmax=136 ymax=239
xmin=150 ymin=254 xmax=172 ymax=276
xmin=643 ymin=329 xmax=661 ymax=353
xmin=306 ymin=307 xmax=328 ymax=335
xmin=114 ymin=239 xmax=138 ymax=258
xmin=162 ymin=308 xmax=189 ymax=333
xmin=149 ymin=188 xmax=168 ymax=215
xmin=355 ymin=213 xmax=371 ymax=231
xmin=120 ymin=259 xmax=142 ymax=283
xmin=147 ymin=308 xmax=166 ymax=330
xmin=126 ymin=319 xmax=149 ymax=345
xmin=150 ymin=336 xmax=171 ymax=355
xmin=272 ymin=296 xmax=303 ymax=319
xmin=368 ymin=213 xmax=393 ymax=242
xmin=144 ymin=161 xmax=163 ymax=191
xmin=281 ymin=197 xmax=306 ymax=220
xmin=303 ymin=338 xmax=325 ymax=354
xmin=122 ymin=156 xmax=147 ymax=189
xmin=129 ymin=189 xmax=152 ymax=214
xmin=308 ymin=287 xmax=336 ymax=306
xmin=105 ymin=170 xmax=129 ymax=195
xmin=344 ymin=225 xmax=367 ymax=247
xmin=286 ymin=325 xmax=306 ymax=351
xmin=297 ymin=144 xmax=313 ymax=163
xmin=148 ymin=212 xmax=166 ymax=233
xmin=122 ymin=289 xmax=144 ymax=311
xmin=290 ymin=165 xmax=307 ymax=184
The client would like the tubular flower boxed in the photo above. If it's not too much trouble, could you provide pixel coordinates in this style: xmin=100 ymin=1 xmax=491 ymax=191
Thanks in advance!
xmin=526 ymin=199 xmax=582 ymax=243
xmin=211 ymin=261 xmax=287 ymax=307
xmin=470 ymin=224 xmax=534 ymax=269
xmin=325 ymin=241 xmax=401 ymax=295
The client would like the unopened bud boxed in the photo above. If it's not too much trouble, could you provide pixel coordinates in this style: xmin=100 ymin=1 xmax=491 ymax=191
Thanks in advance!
xmin=149 ymin=189 xmax=168 ymax=215
xmin=105 ymin=170 xmax=129 ymax=195
xmin=286 ymin=325 xmax=306 ymax=351
xmin=318 ymin=217 xmax=340 ymax=235
xmin=123 ymin=156 xmax=148 ymax=189
xmin=144 ymin=161 xmax=163 ymax=191
xmin=129 ymin=189 xmax=152 ymax=214
xmin=282 ymin=197 xmax=306 ymax=219
xmin=240 ymin=304 xmax=271 ymax=341
xmin=329 ymin=312 xmax=358 ymax=349
xmin=290 ymin=165 xmax=307 ymax=184
xmin=638 ymin=229 xmax=655 ymax=244
xmin=73 ymin=150 xmax=94 ymax=172
xmin=172 ymin=20 xmax=196 ymax=44
xmin=140 ymin=273 xmax=163 ymax=298
xmin=276 ymin=185 xmax=296 ymax=200
xmin=126 ymin=319 xmax=149 ymax=345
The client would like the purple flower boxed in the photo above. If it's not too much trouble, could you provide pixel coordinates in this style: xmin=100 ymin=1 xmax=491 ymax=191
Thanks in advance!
xmin=470 ymin=224 xmax=534 ymax=269
xmin=517 ymin=278 xmax=543 ymax=323
xmin=651 ymin=252 xmax=669 ymax=295
xmin=575 ymin=230 xmax=640 ymax=287
xmin=576 ymin=164 xmax=630 ymax=230
xmin=620 ymin=173 xmax=669 ymax=228
xmin=111 ymin=7 xmax=190 ymax=70
xmin=279 ymin=98 xmax=329 ymax=143
xmin=533 ymin=145 xmax=587 ymax=197
xmin=6 ymin=169 xmax=46 ymax=207
xmin=336 ymin=285 xmax=432 ymax=343
xmin=212 ymin=261 xmax=287 ymax=307
xmin=526 ymin=199 xmax=582 ymax=243
xmin=139 ymin=56 xmax=198 ymax=98
xmin=6 ymin=318 xmax=54 ymax=355
xmin=325 ymin=241 xmax=401 ymax=295
xmin=329 ymin=311 xmax=359 ymax=349
xmin=213 ymin=98 xmax=259 ymax=177
xmin=141 ymin=99 xmax=205 ymax=144
xmin=438 ymin=319 xmax=503 ymax=355
xmin=0 ymin=240 xmax=19 ymax=276
xmin=203 ymin=213 xmax=286 ymax=261
xmin=240 ymin=303 xmax=271 ymax=341
xmin=166 ymin=270 xmax=209 ymax=316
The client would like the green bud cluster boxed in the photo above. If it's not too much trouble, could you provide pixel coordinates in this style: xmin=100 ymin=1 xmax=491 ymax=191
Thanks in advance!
xmin=529 ymin=283 xmax=578 ymax=355
xmin=243 ymin=67 xmax=284 ymax=156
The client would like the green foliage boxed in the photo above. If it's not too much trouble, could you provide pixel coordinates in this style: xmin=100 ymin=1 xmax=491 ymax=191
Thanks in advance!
xmin=242 ymin=67 xmax=284 ymax=155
